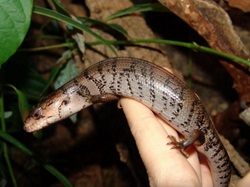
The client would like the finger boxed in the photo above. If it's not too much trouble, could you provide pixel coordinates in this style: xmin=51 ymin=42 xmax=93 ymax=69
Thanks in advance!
xmin=162 ymin=67 xmax=212 ymax=186
xmin=120 ymin=97 xmax=201 ymax=186
xmin=147 ymin=111 xmax=204 ymax=186
xmin=237 ymin=171 xmax=250 ymax=187
xmin=200 ymin=160 xmax=213 ymax=187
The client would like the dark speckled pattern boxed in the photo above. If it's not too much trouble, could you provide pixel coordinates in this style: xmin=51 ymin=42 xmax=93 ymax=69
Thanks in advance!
xmin=25 ymin=57 xmax=230 ymax=187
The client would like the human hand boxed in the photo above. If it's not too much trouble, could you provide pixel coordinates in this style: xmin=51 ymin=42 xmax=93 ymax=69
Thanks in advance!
xmin=237 ymin=171 xmax=250 ymax=187
xmin=120 ymin=97 xmax=214 ymax=187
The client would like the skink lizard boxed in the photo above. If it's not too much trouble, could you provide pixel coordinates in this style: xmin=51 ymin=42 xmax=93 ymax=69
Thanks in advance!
xmin=24 ymin=57 xmax=231 ymax=187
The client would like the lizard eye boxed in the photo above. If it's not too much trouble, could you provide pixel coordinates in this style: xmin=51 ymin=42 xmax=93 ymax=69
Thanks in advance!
xmin=32 ymin=108 xmax=43 ymax=120
xmin=62 ymin=99 xmax=69 ymax=105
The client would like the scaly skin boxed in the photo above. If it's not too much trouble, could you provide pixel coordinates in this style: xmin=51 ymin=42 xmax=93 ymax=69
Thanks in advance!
xmin=24 ymin=57 xmax=231 ymax=187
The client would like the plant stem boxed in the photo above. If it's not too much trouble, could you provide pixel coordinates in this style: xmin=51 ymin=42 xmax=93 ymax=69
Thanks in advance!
xmin=0 ymin=90 xmax=17 ymax=187
xmin=88 ymin=39 xmax=250 ymax=67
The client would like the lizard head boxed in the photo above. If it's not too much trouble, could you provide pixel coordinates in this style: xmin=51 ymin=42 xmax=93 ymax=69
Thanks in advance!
xmin=23 ymin=88 xmax=92 ymax=132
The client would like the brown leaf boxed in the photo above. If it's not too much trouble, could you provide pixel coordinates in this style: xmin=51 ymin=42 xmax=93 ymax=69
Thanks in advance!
xmin=158 ymin=0 xmax=250 ymax=102
xmin=84 ymin=0 xmax=173 ymax=72
xmin=225 ymin=0 xmax=250 ymax=13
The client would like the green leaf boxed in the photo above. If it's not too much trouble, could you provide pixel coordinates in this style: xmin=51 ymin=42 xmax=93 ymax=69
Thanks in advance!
xmin=0 ymin=130 xmax=73 ymax=187
xmin=0 ymin=130 xmax=33 ymax=156
xmin=0 ymin=0 xmax=33 ymax=66
xmin=7 ymin=85 xmax=30 ymax=120
xmin=43 ymin=164 xmax=74 ymax=187
xmin=50 ymin=0 xmax=70 ymax=17
xmin=22 ymin=68 xmax=48 ymax=100
xmin=0 ymin=178 xmax=7 ymax=187
xmin=108 ymin=23 xmax=128 ymax=35
xmin=54 ymin=58 xmax=78 ymax=89
xmin=107 ymin=3 xmax=168 ymax=21
xmin=33 ymin=6 xmax=117 ymax=56
xmin=87 ymin=39 xmax=250 ymax=67
xmin=4 ymin=111 xmax=12 ymax=119
xmin=78 ymin=17 xmax=128 ymax=36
